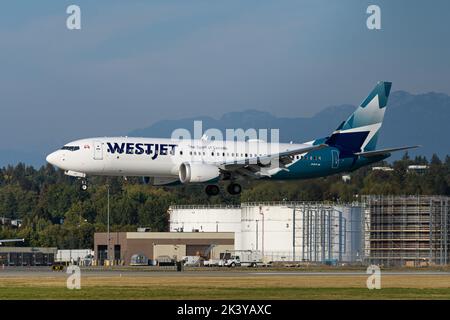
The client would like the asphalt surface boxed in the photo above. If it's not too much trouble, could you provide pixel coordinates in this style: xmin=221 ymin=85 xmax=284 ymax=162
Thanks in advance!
xmin=2 ymin=267 xmax=450 ymax=277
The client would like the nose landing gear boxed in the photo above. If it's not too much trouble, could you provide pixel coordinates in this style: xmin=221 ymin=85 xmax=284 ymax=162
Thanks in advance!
xmin=80 ymin=180 xmax=89 ymax=191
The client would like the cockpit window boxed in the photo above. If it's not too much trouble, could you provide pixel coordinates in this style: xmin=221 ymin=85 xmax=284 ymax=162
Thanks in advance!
xmin=61 ymin=146 xmax=80 ymax=151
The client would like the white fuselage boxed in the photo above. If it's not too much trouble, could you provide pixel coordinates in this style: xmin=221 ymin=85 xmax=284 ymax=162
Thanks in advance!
xmin=46 ymin=137 xmax=308 ymax=181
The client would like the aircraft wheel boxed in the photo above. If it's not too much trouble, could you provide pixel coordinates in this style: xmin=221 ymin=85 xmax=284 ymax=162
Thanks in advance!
xmin=227 ymin=183 xmax=242 ymax=195
xmin=205 ymin=184 xmax=220 ymax=196
xmin=80 ymin=181 xmax=89 ymax=191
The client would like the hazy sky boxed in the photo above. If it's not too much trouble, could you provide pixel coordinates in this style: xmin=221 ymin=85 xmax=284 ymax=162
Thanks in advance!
xmin=0 ymin=0 xmax=449 ymax=152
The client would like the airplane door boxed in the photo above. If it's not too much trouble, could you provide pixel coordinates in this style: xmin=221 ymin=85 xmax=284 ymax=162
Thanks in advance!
xmin=331 ymin=150 xmax=339 ymax=169
xmin=93 ymin=141 xmax=103 ymax=160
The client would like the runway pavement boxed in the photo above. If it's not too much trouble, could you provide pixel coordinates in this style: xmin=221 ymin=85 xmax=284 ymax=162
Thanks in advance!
xmin=2 ymin=266 xmax=450 ymax=278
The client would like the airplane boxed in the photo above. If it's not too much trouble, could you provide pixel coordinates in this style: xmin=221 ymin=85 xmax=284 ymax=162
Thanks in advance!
xmin=46 ymin=81 xmax=418 ymax=196
xmin=0 ymin=239 xmax=25 ymax=245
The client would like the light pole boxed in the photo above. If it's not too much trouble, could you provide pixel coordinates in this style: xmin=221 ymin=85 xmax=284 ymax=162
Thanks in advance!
xmin=259 ymin=206 xmax=264 ymax=256
xmin=107 ymin=184 xmax=110 ymax=265
xmin=255 ymin=219 xmax=259 ymax=251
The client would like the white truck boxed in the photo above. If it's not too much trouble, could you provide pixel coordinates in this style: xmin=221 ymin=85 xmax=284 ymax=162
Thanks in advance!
xmin=203 ymin=259 xmax=225 ymax=267
xmin=222 ymin=250 xmax=264 ymax=267
xmin=55 ymin=249 xmax=94 ymax=266
xmin=181 ymin=255 xmax=202 ymax=266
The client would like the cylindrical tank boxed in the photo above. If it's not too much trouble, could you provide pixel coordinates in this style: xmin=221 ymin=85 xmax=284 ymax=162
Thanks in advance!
xmin=240 ymin=204 xmax=294 ymax=261
xmin=168 ymin=202 xmax=362 ymax=263
xmin=169 ymin=205 xmax=242 ymax=247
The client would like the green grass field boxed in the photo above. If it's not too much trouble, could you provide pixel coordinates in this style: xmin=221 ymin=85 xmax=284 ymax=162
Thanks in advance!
xmin=1 ymin=286 xmax=450 ymax=300
xmin=1 ymin=273 xmax=450 ymax=299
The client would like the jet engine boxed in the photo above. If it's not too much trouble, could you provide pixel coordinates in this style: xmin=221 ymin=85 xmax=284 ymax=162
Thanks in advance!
xmin=179 ymin=162 xmax=220 ymax=183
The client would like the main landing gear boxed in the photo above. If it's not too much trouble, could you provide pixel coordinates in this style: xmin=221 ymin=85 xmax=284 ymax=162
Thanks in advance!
xmin=205 ymin=183 xmax=242 ymax=196
xmin=205 ymin=184 xmax=220 ymax=196
xmin=227 ymin=183 xmax=242 ymax=195
xmin=80 ymin=179 xmax=89 ymax=191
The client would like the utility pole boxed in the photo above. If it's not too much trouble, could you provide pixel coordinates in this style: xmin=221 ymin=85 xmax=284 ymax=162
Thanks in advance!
xmin=255 ymin=219 xmax=259 ymax=251
xmin=107 ymin=184 xmax=110 ymax=265
xmin=259 ymin=206 xmax=264 ymax=256
xmin=293 ymin=204 xmax=296 ymax=262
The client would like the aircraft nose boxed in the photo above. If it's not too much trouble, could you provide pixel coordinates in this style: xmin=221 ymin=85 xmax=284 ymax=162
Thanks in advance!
xmin=46 ymin=151 xmax=59 ymax=166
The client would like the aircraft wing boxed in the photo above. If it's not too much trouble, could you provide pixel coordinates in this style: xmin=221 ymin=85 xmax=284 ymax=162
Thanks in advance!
xmin=355 ymin=145 xmax=420 ymax=158
xmin=216 ymin=143 xmax=328 ymax=178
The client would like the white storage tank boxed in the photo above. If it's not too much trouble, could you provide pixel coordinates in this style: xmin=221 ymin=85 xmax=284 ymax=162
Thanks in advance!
xmin=168 ymin=205 xmax=242 ymax=248
xmin=240 ymin=203 xmax=294 ymax=261
xmin=168 ymin=202 xmax=363 ymax=263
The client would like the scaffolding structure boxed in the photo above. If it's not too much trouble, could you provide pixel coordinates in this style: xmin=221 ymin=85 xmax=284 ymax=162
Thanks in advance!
xmin=362 ymin=195 xmax=450 ymax=267
xmin=291 ymin=203 xmax=347 ymax=262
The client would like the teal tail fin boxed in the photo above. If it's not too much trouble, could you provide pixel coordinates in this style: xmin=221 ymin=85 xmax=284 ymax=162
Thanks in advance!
xmin=327 ymin=81 xmax=392 ymax=154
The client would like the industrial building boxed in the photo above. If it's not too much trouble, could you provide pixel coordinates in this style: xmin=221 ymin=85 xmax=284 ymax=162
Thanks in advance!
xmin=0 ymin=247 xmax=57 ymax=266
xmin=169 ymin=202 xmax=363 ymax=263
xmin=92 ymin=196 xmax=450 ymax=267
xmin=362 ymin=195 xmax=450 ymax=267
xmin=94 ymin=231 xmax=234 ymax=265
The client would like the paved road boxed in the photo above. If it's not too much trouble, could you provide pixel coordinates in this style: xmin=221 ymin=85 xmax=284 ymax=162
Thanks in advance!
xmin=2 ymin=267 xmax=450 ymax=277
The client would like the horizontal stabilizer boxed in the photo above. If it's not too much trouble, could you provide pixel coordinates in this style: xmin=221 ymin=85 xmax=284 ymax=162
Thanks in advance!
xmin=355 ymin=145 xmax=420 ymax=157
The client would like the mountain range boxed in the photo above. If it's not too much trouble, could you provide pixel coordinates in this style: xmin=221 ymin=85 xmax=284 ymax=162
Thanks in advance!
xmin=1 ymin=90 xmax=448 ymax=167
xmin=130 ymin=90 xmax=449 ymax=161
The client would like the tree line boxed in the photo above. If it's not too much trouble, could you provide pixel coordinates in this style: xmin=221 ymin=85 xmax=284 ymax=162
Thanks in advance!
xmin=0 ymin=153 xmax=448 ymax=249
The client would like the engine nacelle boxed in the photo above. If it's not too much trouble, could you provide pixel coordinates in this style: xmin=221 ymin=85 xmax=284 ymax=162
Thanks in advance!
xmin=179 ymin=162 xmax=220 ymax=184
